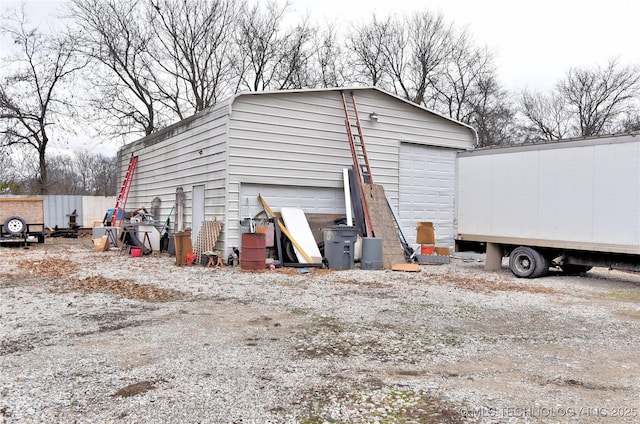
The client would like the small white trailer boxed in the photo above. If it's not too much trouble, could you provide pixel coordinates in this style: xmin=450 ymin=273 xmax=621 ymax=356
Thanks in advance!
xmin=455 ymin=133 xmax=640 ymax=278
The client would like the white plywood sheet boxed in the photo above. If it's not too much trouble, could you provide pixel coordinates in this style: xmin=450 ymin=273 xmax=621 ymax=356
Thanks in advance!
xmin=280 ymin=207 xmax=322 ymax=263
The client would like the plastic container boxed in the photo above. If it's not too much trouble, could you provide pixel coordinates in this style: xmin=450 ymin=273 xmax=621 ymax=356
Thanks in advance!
xmin=323 ymin=225 xmax=358 ymax=270
xmin=361 ymin=237 xmax=383 ymax=270
xmin=420 ymin=245 xmax=435 ymax=255
xmin=130 ymin=247 xmax=142 ymax=257
xmin=240 ymin=233 xmax=266 ymax=271
xmin=186 ymin=252 xmax=197 ymax=266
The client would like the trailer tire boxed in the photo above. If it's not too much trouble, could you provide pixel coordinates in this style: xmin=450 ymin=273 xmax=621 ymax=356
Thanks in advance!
xmin=509 ymin=246 xmax=548 ymax=278
xmin=3 ymin=216 xmax=26 ymax=236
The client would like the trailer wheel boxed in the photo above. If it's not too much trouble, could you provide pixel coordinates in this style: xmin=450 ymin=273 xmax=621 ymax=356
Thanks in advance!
xmin=509 ymin=246 xmax=548 ymax=278
xmin=3 ymin=216 xmax=26 ymax=236
xmin=560 ymin=264 xmax=592 ymax=275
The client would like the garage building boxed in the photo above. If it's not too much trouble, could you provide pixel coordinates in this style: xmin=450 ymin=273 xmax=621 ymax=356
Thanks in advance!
xmin=117 ymin=87 xmax=476 ymax=256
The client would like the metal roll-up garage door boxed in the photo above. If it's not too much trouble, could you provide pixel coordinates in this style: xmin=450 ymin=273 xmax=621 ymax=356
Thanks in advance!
xmin=399 ymin=143 xmax=457 ymax=249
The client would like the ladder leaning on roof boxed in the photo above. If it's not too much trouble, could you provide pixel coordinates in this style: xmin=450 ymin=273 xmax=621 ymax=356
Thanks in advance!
xmin=340 ymin=90 xmax=374 ymax=238
xmin=111 ymin=155 xmax=138 ymax=228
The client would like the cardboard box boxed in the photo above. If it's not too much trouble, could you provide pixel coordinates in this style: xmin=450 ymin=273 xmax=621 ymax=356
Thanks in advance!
xmin=92 ymin=236 xmax=109 ymax=252
xmin=416 ymin=222 xmax=435 ymax=244
xmin=435 ymin=247 xmax=450 ymax=256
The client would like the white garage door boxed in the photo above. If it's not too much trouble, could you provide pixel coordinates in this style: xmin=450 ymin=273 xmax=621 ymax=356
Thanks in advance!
xmin=240 ymin=183 xmax=346 ymax=218
xmin=399 ymin=143 xmax=457 ymax=249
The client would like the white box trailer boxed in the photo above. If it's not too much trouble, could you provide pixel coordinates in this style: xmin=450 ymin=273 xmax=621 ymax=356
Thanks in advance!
xmin=455 ymin=133 xmax=640 ymax=277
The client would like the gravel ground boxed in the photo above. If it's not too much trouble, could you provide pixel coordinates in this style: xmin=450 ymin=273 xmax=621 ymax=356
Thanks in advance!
xmin=1 ymin=237 xmax=639 ymax=423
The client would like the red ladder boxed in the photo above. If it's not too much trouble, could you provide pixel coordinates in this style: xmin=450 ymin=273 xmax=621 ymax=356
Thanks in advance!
xmin=340 ymin=90 xmax=374 ymax=237
xmin=111 ymin=155 xmax=138 ymax=227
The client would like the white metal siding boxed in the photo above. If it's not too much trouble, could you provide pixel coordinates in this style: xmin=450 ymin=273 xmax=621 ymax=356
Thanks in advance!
xmin=119 ymin=103 xmax=230 ymax=248
xmin=191 ymin=184 xmax=205 ymax=243
xmin=225 ymin=89 xmax=473 ymax=246
xmin=399 ymin=144 xmax=458 ymax=249
xmin=225 ymin=91 xmax=374 ymax=248
xmin=119 ymin=87 xmax=475 ymax=254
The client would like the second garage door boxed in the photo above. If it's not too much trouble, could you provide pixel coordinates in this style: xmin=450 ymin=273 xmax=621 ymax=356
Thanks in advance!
xmin=399 ymin=143 xmax=458 ymax=249
xmin=240 ymin=183 xmax=345 ymax=219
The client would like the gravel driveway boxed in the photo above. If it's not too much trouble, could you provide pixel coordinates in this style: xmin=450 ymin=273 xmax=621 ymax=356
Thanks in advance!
xmin=1 ymin=237 xmax=639 ymax=423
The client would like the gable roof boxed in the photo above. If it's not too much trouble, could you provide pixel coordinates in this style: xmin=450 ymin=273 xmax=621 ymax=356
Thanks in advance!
xmin=122 ymin=86 xmax=478 ymax=152
xmin=229 ymin=86 xmax=478 ymax=143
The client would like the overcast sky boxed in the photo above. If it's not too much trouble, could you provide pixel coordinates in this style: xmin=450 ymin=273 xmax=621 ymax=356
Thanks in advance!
xmin=2 ymin=0 xmax=639 ymax=155
xmin=4 ymin=0 xmax=639 ymax=91
xmin=294 ymin=0 xmax=640 ymax=92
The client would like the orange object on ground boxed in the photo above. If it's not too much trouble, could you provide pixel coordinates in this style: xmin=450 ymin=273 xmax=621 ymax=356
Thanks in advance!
xmin=420 ymin=245 xmax=435 ymax=255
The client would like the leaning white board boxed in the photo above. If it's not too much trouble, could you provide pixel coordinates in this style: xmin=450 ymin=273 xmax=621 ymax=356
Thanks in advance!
xmin=280 ymin=207 xmax=323 ymax=263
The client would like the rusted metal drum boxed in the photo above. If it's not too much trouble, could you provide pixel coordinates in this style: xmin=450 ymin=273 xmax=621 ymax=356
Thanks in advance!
xmin=240 ymin=233 xmax=266 ymax=271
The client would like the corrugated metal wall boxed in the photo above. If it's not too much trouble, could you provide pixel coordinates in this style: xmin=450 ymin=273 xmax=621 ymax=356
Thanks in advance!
xmin=1 ymin=195 xmax=115 ymax=228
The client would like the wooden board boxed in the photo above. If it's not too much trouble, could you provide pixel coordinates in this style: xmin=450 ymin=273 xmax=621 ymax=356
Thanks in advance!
xmin=391 ymin=263 xmax=420 ymax=272
xmin=362 ymin=184 xmax=407 ymax=268
xmin=280 ymin=207 xmax=323 ymax=263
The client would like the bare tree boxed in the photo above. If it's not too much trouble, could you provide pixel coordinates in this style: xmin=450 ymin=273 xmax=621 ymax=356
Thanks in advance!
xmin=70 ymin=0 xmax=160 ymax=137
xmin=5 ymin=148 xmax=41 ymax=193
xmin=74 ymin=149 xmax=117 ymax=195
xmin=616 ymin=110 xmax=640 ymax=133
xmin=518 ymin=60 xmax=640 ymax=140
xmin=431 ymin=30 xmax=491 ymax=122
xmin=48 ymin=154 xmax=83 ymax=194
xmin=345 ymin=11 xmax=513 ymax=145
xmin=470 ymin=75 xmax=517 ymax=147
xmin=234 ymin=1 xmax=313 ymax=91
xmin=519 ymin=90 xmax=571 ymax=141
xmin=6 ymin=149 xmax=118 ymax=195
xmin=148 ymin=0 xmax=239 ymax=119
xmin=310 ymin=22 xmax=348 ymax=88
xmin=558 ymin=60 xmax=640 ymax=136
xmin=0 ymin=7 xmax=88 ymax=194
xmin=276 ymin=19 xmax=314 ymax=89
xmin=91 ymin=153 xmax=117 ymax=196
xmin=0 ymin=150 xmax=18 ymax=193
xmin=345 ymin=16 xmax=391 ymax=87
xmin=386 ymin=12 xmax=453 ymax=105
